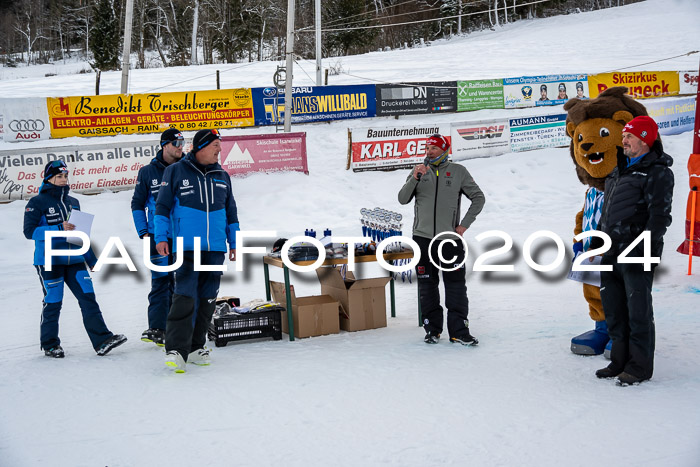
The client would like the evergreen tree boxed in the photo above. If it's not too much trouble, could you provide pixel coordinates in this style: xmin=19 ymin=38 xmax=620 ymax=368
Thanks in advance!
xmin=324 ymin=0 xmax=378 ymax=56
xmin=90 ymin=0 xmax=120 ymax=70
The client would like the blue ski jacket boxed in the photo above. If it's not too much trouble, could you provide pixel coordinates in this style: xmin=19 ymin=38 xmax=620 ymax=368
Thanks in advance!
xmin=131 ymin=150 xmax=171 ymax=238
xmin=154 ymin=152 xmax=239 ymax=252
xmin=23 ymin=182 xmax=98 ymax=267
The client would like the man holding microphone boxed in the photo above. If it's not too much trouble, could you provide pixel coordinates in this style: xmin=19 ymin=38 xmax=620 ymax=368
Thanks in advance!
xmin=398 ymin=134 xmax=485 ymax=346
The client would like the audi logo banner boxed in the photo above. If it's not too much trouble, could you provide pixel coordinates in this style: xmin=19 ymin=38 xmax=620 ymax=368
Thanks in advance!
xmin=0 ymin=98 xmax=51 ymax=142
xmin=8 ymin=119 xmax=46 ymax=132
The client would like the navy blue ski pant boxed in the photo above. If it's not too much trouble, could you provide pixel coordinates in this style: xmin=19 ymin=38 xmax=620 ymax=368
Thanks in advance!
xmin=35 ymin=263 xmax=113 ymax=351
xmin=414 ymin=235 xmax=470 ymax=338
xmin=165 ymin=250 xmax=224 ymax=361
xmin=147 ymin=236 xmax=174 ymax=331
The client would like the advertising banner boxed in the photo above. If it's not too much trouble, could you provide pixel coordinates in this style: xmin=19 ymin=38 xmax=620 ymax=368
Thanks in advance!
xmin=509 ymin=113 xmax=569 ymax=152
xmin=251 ymin=85 xmax=376 ymax=126
xmin=450 ymin=118 xmax=511 ymax=160
xmin=588 ymin=71 xmax=680 ymax=99
xmin=46 ymin=88 xmax=254 ymax=138
xmin=503 ymin=74 xmax=589 ymax=108
xmin=0 ymin=98 xmax=52 ymax=142
xmin=219 ymin=133 xmax=308 ymax=176
xmin=679 ymin=70 xmax=699 ymax=95
xmin=0 ymin=140 xmax=160 ymax=201
xmin=349 ymin=123 xmax=449 ymax=172
xmin=457 ymin=79 xmax=504 ymax=112
xmin=646 ymin=96 xmax=696 ymax=136
xmin=376 ymin=82 xmax=457 ymax=116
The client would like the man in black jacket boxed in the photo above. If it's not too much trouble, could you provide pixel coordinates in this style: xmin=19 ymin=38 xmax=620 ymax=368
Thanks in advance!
xmin=595 ymin=116 xmax=674 ymax=386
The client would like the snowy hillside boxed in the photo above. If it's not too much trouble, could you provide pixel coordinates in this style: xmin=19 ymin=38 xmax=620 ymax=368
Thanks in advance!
xmin=1 ymin=1 xmax=700 ymax=466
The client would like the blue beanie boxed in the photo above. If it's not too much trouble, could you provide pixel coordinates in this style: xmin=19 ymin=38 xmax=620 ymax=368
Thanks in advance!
xmin=43 ymin=160 xmax=68 ymax=182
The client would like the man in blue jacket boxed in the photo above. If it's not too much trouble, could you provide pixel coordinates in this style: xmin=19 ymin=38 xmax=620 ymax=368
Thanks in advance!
xmin=131 ymin=128 xmax=184 ymax=346
xmin=23 ymin=160 xmax=126 ymax=358
xmin=154 ymin=128 xmax=239 ymax=373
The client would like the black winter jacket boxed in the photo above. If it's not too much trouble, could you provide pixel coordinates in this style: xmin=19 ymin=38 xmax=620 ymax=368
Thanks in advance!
xmin=598 ymin=140 xmax=674 ymax=258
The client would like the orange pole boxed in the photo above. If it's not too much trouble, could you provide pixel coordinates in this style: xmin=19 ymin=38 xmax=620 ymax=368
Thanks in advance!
xmin=689 ymin=190 xmax=697 ymax=275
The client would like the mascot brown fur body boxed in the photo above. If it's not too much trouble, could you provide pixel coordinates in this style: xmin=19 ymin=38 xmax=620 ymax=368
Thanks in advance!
xmin=563 ymin=86 xmax=648 ymax=355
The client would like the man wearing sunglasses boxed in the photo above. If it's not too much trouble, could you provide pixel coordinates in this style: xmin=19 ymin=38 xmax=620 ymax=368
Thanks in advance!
xmin=131 ymin=128 xmax=184 ymax=347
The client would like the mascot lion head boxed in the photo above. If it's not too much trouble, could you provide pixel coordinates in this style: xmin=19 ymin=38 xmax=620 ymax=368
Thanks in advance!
xmin=564 ymin=86 xmax=648 ymax=191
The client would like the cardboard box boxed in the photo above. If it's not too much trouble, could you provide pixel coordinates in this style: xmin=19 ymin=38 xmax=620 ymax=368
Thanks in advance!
xmin=316 ymin=268 xmax=391 ymax=331
xmin=269 ymin=281 xmax=340 ymax=338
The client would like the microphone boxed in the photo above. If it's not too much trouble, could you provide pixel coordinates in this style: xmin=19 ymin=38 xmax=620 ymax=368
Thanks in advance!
xmin=416 ymin=156 xmax=430 ymax=180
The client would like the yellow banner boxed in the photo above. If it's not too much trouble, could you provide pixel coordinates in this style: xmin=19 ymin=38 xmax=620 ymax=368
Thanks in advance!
xmin=588 ymin=71 xmax=680 ymax=99
xmin=47 ymin=88 xmax=254 ymax=138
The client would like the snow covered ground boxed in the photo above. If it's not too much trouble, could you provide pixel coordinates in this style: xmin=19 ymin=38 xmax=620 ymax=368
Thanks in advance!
xmin=1 ymin=0 xmax=700 ymax=465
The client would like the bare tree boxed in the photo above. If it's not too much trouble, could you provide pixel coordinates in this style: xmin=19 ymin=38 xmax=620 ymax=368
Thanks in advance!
xmin=0 ymin=0 xmax=643 ymax=68
xmin=14 ymin=3 xmax=46 ymax=66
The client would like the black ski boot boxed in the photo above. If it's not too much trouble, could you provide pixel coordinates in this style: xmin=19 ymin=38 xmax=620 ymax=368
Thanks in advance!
xmin=450 ymin=330 xmax=479 ymax=346
xmin=44 ymin=346 xmax=65 ymax=358
xmin=424 ymin=332 xmax=441 ymax=344
xmin=141 ymin=328 xmax=165 ymax=347
xmin=96 ymin=334 xmax=127 ymax=356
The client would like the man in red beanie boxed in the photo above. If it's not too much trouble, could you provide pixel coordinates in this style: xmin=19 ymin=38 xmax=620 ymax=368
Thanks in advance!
xmin=595 ymin=115 xmax=674 ymax=386
xmin=398 ymin=134 xmax=485 ymax=346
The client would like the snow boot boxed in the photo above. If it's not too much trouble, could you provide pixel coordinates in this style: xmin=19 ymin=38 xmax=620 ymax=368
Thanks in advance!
xmin=188 ymin=348 xmax=211 ymax=366
xmin=595 ymin=365 xmax=622 ymax=379
xmin=424 ymin=332 xmax=441 ymax=344
xmin=96 ymin=334 xmax=127 ymax=356
xmin=165 ymin=350 xmax=186 ymax=373
xmin=450 ymin=330 xmax=479 ymax=346
xmin=604 ymin=339 xmax=612 ymax=360
xmin=571 ymin=320 xmax=610 ymax=355
xmin=616 ymin=372 xmax=648 ymax=386
xmin=44 ymin=346 xmax=65 ymax=358
xmin=141 ymin=328 xmax=165 ymax=347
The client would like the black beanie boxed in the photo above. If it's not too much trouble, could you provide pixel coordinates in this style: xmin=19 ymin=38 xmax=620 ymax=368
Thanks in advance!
xmin=160 ymin=128 xmax=184 ymax=147
xmin=43 ymin=160 xmax=68 ymax=182
xmin=192 ymin=129 xmax=221 ymax=154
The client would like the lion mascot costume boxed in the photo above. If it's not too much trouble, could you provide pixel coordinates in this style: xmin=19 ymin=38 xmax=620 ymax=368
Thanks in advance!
xmin=563 ymin=86 xmax=649 ymax=356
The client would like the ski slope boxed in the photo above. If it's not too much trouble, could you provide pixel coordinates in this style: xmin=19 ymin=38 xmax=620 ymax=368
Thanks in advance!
xmin=1 ymin=1 xmax=699 ymax=465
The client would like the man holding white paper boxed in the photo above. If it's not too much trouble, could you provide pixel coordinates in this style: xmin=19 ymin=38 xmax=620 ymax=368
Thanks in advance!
xmin=23 ymin=160 xmax=126 ymax=358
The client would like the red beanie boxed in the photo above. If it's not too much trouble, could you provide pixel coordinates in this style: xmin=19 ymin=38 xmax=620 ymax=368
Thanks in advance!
xmin=426 ymin=134 xmax=449 ymax=151
xmin=622 ymin=116 xmax=658 ymax=147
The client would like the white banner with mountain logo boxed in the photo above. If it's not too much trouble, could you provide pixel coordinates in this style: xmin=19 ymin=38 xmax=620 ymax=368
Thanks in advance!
xmin=219 ymin=133 xmax=308 ymax=177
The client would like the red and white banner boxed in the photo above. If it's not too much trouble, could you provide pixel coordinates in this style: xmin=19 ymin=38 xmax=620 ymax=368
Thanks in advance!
xmin=0 ymin=140 xmax=160 ymax=201
xmin=450 ymin=118 xmax=511 ymax=160
xmin=220 ymin=133 xmax=308 ymax=177
xmin=1 ymin=133 xmax=309 ymax=201
xmin=349 ymin=124 xmax=450 ymax=172
xmin=679 ymin=70 xmax=699 ymax=95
